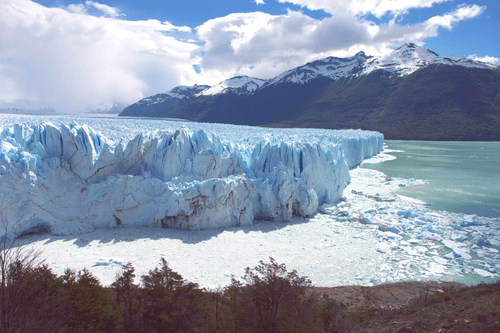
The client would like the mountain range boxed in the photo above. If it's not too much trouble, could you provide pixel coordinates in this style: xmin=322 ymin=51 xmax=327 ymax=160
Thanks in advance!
xmin=119 ymin=43 xmax=500 ymax=141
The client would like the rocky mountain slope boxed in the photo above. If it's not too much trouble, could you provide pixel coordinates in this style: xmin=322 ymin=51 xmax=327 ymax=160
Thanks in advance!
xmin=119 ymin=43 xmax=500 ymax=141
xmin=119 ymin=85 xmax=210 ymax=118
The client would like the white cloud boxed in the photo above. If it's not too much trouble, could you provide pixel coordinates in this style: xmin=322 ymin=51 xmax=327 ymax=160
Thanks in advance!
xmin=277 ymin=0 xmax=450 ymax=17
xmin=193 ymin=4 xmax=486 ymax=82
xmin=85 ymin=1 xmax=123 ymax=18
xmin=468 ymin=54 xmax=500 ymax=65
xmin=0 ymin=0 xmax=202 ymax=112
xmin=67 ymin=4 xmax=87 ymax=15
xmin=195 ymin=11 xmax=373 ymax=81
xmin=426 ymin=4 xmax=485 ymax=29
xmin=254 ymin=0 xmax=265 ymax=4
xmin=67 ymin=1 xmax=124 ymax=18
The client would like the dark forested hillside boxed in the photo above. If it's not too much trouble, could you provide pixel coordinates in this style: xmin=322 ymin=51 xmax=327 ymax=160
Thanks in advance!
xmin=266 ymin=66 xmax=500 ymax=141
xmin=120 ymin=64 xmax=500 ymax=141
xmin=168 ymin=77 xmax=334 ymax=126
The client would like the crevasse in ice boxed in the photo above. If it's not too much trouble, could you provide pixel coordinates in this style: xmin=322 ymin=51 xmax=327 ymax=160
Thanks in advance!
xmin=0 ymin=118 xmax=383 ymax=238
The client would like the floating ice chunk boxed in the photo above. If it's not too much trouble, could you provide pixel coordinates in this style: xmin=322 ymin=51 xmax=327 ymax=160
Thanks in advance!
xmin=421 ymin=224 xmax=438 ymax=233
xmin=443 ymin=252 xmax=456 ymax=260
xmin=442 ymin=239 xmax=465 ymax=249
xmin=451 ymin=230 xmax=468 ymax=242
xmin=474 ymin=249 xmax=488 ymax=258
xmin=474 ymin=268 xmax=495 ymax=278
xmin=453 ymin=248 xmax=472 ymax=260
xmin=376 ymin=242 xmax=390 ymax=253
xmin=402 ymin=246 xmax=421 ymax=256
xmin=379 ymin=223 xmax=405 ymax=235
xmin=460 ymin=214 xmax=482 ymax=227
xmin=411 ymin=219 xmax=427 ymax=226
xmin=428 ymin=262 xmax=447 ymax=275
xmin=441 ymin=238 xmax=472 ymax=260
xmin=421 ymin=231 xmax=443 ymax=242
xmin=397 ymin=209 xmax=418 ymax=218
xmin=473 ymin=235 xmax=486 ymax=246
xmin=415 ymin=246 xmax=428 ymax=253
xmin=376 ymin=231 xmax=403 ymax=241
xmin=379 ymin=264 xmax=394 ymax=272
xmin=484 ymin=266 xmax=497 ymax=273
xmin=426 ymin=212 xmax=445 ymax=219
xmin=487 ymin=239 xmax=500 ymax=246
xmin=434 ymin=257 xmax=448 ymax=265
xmin=360 ymin=216 xmax=385 ymax=225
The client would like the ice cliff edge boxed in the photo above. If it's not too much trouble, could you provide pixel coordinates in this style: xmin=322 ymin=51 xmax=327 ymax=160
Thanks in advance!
xmin=0 ymin=120 xmax=383 ymax=237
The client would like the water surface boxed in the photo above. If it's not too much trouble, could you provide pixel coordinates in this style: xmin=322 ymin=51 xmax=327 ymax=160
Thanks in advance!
xmin=362 ymin=141 xmax=500 ymax=217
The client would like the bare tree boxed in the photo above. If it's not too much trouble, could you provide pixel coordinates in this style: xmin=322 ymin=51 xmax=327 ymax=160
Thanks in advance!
xmin=0 ymin=213 xmax=66 ymax=333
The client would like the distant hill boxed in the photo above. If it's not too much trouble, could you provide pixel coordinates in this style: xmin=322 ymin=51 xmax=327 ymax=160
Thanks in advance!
xmin=119 ymin=43 xmax=500 ymax=141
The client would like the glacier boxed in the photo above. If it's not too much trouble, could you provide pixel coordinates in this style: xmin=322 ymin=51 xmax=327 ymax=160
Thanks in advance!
xmin=0 ymin=115 xmax=383 ymax=239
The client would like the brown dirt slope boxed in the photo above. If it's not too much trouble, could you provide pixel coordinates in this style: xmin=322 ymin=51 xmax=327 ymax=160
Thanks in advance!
xmin=313 ymin=280 xmax=500 ymax=332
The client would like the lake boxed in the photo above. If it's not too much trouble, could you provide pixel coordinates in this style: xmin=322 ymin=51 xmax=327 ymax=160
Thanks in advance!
xmin=362 ymin=141 xmax=500 ymax=218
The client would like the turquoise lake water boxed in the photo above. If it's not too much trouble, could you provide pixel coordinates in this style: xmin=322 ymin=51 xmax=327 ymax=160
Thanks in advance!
xmin=362 ymin=141 xmax=500 ymax=218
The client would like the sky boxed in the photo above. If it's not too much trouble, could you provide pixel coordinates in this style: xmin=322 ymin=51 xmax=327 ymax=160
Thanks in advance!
xmin=1 ymin=0 xmax=499 ymax=113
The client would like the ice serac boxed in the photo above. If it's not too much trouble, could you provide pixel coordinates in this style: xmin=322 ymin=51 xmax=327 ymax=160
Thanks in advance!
xmin=0 ymin=120 xmax=383 ymax=237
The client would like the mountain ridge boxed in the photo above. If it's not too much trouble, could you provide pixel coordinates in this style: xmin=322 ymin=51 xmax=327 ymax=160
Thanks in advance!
xmin=119 ymin=43 xmax=500 ymax=141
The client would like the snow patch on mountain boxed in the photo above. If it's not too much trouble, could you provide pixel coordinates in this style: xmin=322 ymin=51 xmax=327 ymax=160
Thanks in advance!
xmin=132 ymin=85 xmax=210 ymax=107
xmin=266 ymin=51 xmax=371 ymax=86
xmin=360 ymin=43 xmax=497 ymax=76
xmin=196 ymin=76 xmax=267 ymax=96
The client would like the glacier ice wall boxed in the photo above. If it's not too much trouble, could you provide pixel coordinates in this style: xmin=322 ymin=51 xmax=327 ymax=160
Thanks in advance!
xmin=0 ymin=115 xmax=383 ymax=237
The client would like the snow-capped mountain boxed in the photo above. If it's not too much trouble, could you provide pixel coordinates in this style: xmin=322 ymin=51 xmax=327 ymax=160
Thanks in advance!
xmin=197 ymin=76 xmax=267 ymax=96
xmin=360 ymin=43 xmax=496 ymax=77
xmin=120 ymin=43 xmax=500 ymax=140
xmin=133 ymin=85 xmax=210 ymax=107
xmin=265 ymin=43 xmax=497 ymax=87
xmin=265 ymin=51 xmax=371 ymax=86
xmin=119 ymin=84 xmax=210 ymax=118
xmin=123 ymin=43 xmax=497 ymax=104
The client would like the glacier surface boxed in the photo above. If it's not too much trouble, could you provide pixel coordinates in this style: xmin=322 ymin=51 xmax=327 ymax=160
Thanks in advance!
xmin=0 ymin=115 xmax=383 ymax=238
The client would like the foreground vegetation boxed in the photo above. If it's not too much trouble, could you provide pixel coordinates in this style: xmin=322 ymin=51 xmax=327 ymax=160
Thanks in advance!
xmin=1 ymin=240 xmax=500 ymax=333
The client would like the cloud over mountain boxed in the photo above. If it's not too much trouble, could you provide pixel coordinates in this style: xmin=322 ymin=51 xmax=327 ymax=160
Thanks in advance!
xmin=0 ymin=0 xmax=491 ymax=113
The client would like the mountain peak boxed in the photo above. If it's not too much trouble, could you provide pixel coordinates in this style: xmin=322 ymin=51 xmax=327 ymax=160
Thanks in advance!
xmin=266 ymin=51 xmax=371 ymax=86
xmin=361 ymin=43 xmax=464 ymax=76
